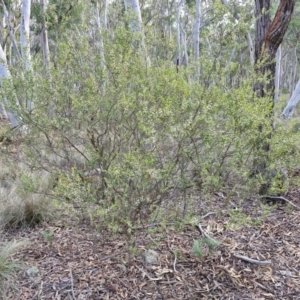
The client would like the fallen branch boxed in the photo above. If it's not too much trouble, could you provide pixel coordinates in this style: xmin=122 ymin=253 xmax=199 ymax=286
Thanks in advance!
xmin=196 ymin=223 xmax=219 ymax=245
xmin=262 ymin=196 xmax=300 ymax=210
xmin=172 ymin=250 xmax=177 ymax=273
xmin=99 ymin=250 xmax=128 ymax=261
xmin=253 ymin=280 xmax=273 ymax=293
xmin=70 ymin=269 xmax=76 ymax=300
xmin=201 ymin=212 xmax=216 ymax=219
xmin=234 ymin=254 xmax=272 ymax=266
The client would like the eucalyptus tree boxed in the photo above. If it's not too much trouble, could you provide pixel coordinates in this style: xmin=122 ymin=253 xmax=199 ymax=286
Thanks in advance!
xmin=221 ymin=0 xmax=254 ymax=64
xmin=252 ymin=0 xmax=295 ymax=192
xmin=281 ymin=80 xmax=300 ymax=118
xmin=254 ymin=0 xmax=295 ymax=99
xmin=40 ymin=0 xmax=50 ymax=67
xmin=0 ymin=0 xmax=33 ymax=127
xmin=193 ymin=0 xmax=201 ymax=65
xmin=124 ymin=0 xmax=142 ymax=31
xmin=0 ymin=44 xmax=19 ymax=127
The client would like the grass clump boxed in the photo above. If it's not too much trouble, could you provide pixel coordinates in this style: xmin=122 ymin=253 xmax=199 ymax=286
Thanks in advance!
xmin=0 ymin=237 xmax=29 ymax=294
xmin=0 ymin=160 xmax=55 ymax=230
xmin=192 ymin=237 xmax=220 ymax=258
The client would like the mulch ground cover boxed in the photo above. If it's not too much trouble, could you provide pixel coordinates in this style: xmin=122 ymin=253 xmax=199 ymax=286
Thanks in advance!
xmin=2 ymin=189 xmax=300 ymax=300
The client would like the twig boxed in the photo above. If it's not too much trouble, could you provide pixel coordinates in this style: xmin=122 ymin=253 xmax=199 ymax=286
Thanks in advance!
xmin=172 ymin=250 xmax=177 ymax=273
xmin=99 ymin=250 xmax=128 ymax=261
xmin=263 ymin=196 xmax=300 ymax=210
xmin=196 ymin=223 xmax=219 ymax=245
xmin=201 ymin=212 xmax=215 ymax=219
xmin=70 ymin=269 xmax=76 ymax=300
xmin=253 ymin=280 xmax=273 ymax=293
xmin=234 ymin=254 xmax=272 ymax=266
xmin=136 ymin=266 xmax=163 ymax=281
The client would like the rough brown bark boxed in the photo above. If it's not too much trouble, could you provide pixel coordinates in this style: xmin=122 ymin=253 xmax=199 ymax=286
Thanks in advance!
xmin=255 ymin=0 xmax=295 ymax=98
xmin=254 ymin=0 xmax=295 ymax=193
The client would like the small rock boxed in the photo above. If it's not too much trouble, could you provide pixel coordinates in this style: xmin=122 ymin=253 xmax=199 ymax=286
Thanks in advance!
xmin=26 ymin=266 xmax=39 ymax=277
xmin=142 ymin=249 xmax=160 ymax=265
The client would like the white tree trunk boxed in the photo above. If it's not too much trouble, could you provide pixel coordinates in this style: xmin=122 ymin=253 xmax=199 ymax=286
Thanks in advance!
xmin=176 ymin=0 xmax=182 ymax=68
xmin=167 ymin=1 xmax=172 ymax=42
xmin=245 ymin=32 xmax=254 ymax=64
xmin=95 ymin=0 xmax=107 ymax=92
xmin=281 ymin=77 xmax=300 ymax=119
xmin=40 ymin=0 xmax=50 ymax=67
xmin=194 ymin=0 xmax=201 ymax=62
xmin=289 ymin=46 xmax=298 ymax=99
xmin=181 ymin=26 xmax=188 ymax=67
xmin=274 ymin=45 xmax=282 ymax=104
xmin=20 ymin=0 xmax=33 ymax=113
xmin=20 ymin=0 xmax=32 ymax=71
xmin=0 ymin=45 xmax=19 ymax=127
xmin=103 ymin=0 xmax=107 ymax=29
xmin=124 ymin=0 xmax=142 ymax=32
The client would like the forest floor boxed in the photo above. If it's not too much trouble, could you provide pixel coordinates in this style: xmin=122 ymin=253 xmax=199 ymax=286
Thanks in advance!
xmin=2 ymin=188 xmax=300 ymax=300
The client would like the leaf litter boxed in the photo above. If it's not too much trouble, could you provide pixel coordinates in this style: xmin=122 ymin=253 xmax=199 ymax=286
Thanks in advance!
xmin=3 ymin=189 xmax=300 ymax=299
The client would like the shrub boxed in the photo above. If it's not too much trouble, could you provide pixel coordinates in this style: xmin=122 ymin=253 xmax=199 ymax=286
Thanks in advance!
xmin=1 ymin=26 xmax=299 ymax=249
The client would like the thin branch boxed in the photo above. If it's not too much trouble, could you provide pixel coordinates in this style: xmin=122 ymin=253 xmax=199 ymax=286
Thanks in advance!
xmin=196 ymin=223 xmax=219 ymax=245
xmin=253 ymin=280 xmax=273 ymax=293
xmin=201 ymin=212 xmax=215 ymax=219
xmin=263 ymin=196 xmax=300 ymax=210
xmin=172 ymin=250 xmax=177 ymax=273
xmin=99 ymin=250 xmax=128 ymax=261
xmin=70 ymin=269 xmax=76 ymax=300
xmin=234 ymin=254 xmax=272 ymax=266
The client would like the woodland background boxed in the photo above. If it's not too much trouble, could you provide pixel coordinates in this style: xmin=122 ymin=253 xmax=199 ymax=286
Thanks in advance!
xmin=0 ymin=0 xmax=300 ymax=299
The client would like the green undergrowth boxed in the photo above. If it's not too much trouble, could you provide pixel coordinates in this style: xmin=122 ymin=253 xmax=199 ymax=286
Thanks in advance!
xmin=0 ymin=26 xmax=299 ymax=253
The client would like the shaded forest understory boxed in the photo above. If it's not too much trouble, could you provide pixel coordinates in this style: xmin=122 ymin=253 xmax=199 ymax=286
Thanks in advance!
xmin=1 ymin=1 xmax=300 ymax=299
xmin=3 ymin=187 xmax=300 ymax=300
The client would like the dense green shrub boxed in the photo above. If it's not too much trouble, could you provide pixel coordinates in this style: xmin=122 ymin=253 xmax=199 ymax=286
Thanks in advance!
xmin=1 ymin=25 xmax=298 ymax=243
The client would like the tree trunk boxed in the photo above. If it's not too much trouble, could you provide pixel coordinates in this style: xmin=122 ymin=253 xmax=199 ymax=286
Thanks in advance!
xmin=20 ymin=0 xmax=32 ymax=71
xmin=124 ymin=0 xmax=142 ymax=32
xmin=281 ymin=77 xmax=300 ymax=118
xmin=289 ymin=46 xmax=298 ymax=99
xmin=40 ymin=0 xmax=50 ymax=67
xmin=274 ymin=45 xmax=282 ymax=104
xmin=194 ymin=0 xmax=201 ymax=75
xmin=254 ymin=0 xmax=295 ymax=99
xmin=254 ymin=0 xmax=295 ymax=192
xmin=20 ymin=0 xmax=33 ymax=113
xmin=0 ymin=45 xmax=19 ymax=127
xmin=176 ymin=0 xmax=182 ymax=68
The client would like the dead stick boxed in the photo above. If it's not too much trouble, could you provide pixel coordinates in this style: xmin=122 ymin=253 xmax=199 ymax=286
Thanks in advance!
xmin=172 ymin=250 xmax=177 ymax=273
xmin=70 ymin=269 xmax=76 ymax=300
xmin=234 ymin=254 xmax=272 ymax=266
xmin=197 ymin=223 xmax=219 ymax=245
xmin=201 ymin=212 xmax=215 ymax=219
xmin=253 ymin=280 xmax=273 ymax=293
xmin=263 ymin=196 xmax=300 ymax=210
xmin=99 ymin=250 xmax=128 ymax=261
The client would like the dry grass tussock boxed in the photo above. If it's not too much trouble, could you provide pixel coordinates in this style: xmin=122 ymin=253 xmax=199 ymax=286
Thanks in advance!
xmin=0 ymin=158 xmax=55 ymax=230
xmin=0 ymin=237 xmax=29 ymax=295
